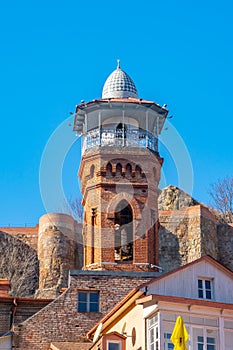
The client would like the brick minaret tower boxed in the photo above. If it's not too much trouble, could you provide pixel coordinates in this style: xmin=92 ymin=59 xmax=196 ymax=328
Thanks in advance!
xmin=74 ymin=61 xmax=168 ymax=272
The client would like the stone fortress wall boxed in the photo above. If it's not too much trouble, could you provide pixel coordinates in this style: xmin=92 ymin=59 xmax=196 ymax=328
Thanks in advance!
xmin=0 ymin=213 xmax=83 ymax=298
xmin=158 ymin=186 xmax=233 ymax=273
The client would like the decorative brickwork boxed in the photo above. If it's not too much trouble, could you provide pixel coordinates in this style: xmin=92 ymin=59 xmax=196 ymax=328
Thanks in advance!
xmin=79 ymin=147 xmax=163 ymax=272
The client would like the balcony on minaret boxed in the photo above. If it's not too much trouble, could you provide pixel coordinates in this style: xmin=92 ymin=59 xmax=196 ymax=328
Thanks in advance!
xmin=73 ymin=99 xmax=167 ymax=155
xmin=74 ymin=62 xmax=167 ymax=155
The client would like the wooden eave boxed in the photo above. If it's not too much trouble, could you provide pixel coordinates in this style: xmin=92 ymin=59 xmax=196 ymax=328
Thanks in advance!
xmin=136 ymin=293 xmax=233 ymax=311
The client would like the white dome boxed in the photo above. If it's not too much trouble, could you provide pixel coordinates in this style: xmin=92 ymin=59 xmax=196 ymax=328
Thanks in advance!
xmin=102 ymin=61 xmax=138 ymax=99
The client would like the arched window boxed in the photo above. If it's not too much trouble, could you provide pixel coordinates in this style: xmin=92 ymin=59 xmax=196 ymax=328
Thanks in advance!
xmin=116 ymin=163 xmax=122 ymax=176
xmin=114 ymin=200 xmax=133 ymax=262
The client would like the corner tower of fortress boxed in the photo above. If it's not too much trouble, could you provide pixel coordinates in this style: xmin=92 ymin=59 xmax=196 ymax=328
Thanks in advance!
xmin=74 ymin=61 xmax=168 ymax=272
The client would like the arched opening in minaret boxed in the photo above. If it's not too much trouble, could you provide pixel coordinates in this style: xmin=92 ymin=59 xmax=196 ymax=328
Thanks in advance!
xmin=114 ymin=200 xmax=133 ymax=262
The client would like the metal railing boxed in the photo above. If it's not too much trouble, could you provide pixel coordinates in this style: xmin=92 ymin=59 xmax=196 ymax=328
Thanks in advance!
xmin=82 ymin=128 xmax=158 ymax=154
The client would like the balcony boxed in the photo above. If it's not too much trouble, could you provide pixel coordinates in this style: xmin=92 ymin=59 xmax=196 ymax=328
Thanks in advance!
xmin=82 ymin=128 xmax=158 ymax=154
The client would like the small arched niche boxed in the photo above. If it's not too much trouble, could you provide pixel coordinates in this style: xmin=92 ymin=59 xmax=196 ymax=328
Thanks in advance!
xmin=135 ymin=165 xmax=142 ymax=176
xmin=114 ymin=200 xmax=133 ymax=262
xmin=126 ymin=163 xmax=132 ymax=176
xmin=116 ymin=163 xmax=122 ymax=176
xmin=106 ymin=162 xmax=113 ymax=177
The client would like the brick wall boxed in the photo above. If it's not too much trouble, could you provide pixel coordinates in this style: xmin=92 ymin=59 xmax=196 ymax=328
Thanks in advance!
xmin=79 ymin=147 xmax=162 ymax=271
xmin=13 ymin=270 xmax=158 ymax=350
xmin=0 ymin=298 xmax=52 ymax=335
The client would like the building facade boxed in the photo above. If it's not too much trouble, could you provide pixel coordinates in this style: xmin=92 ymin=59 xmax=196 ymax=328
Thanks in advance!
xmin=88 ymin=256 xmax=233 ymax=350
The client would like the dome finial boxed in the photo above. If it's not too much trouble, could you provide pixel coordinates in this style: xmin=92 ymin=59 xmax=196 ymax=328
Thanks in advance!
xmin=102 ymin=62 xmax=138 ymax=99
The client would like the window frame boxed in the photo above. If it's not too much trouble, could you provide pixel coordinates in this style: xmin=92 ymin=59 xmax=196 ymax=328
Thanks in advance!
xmin=106 ymin=339 xmax=122 ymax=350
xmin=194 ymin=327 xmax=218 ymax=350
xmin=147 ymin=314 xmax=160 ymax=350
xmin=198 ymin=278 xmax=214 ymax=300
xmin=77 ymin=290 xmax=99 ymax=312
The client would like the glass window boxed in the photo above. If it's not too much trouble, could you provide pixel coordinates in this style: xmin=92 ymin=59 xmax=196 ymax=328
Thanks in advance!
xmin=194 ymin=327 xmax=217 ymax=350
xmin=198 ymin=278 xmax=213 ymax=300
xmin=148 ymin=315 xmax=159 ymax=350
xmin=78 ymin=291 xmax=99 ymax=312
xmin=107 ymin=341 xmax=121 ymax=350
xmin=164 ymin=333 xmax=174 ymax=350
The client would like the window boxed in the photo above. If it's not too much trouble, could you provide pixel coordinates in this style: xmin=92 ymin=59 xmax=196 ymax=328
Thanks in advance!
xmin=78 ymin=291 xmax=99 ymax=312
xmin=164 ymin=333 xmax=174 ymax=350
xmin=148 ymin=315 xmax=159 ymax=350
xmin=198 ymin=278 xmax=213 ymax=299
xmin=193 ymin=328 xmax=217 ymax=350
xmin=197 ymin=335 xmax=216 ymax=350
xmin=107 ymin=341 xmax=121 ymax=350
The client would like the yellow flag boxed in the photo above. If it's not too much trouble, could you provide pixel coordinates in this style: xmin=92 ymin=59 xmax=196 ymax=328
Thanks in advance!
xmin=170 ymin=316 xmax=189 ymax=350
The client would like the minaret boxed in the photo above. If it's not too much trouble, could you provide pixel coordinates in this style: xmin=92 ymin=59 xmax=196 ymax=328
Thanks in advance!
xmin=74 ymin=61 xmax=168 ymax=272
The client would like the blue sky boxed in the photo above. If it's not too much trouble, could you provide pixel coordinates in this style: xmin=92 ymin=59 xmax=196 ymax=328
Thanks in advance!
xmin=0 ymin=0 xmax=233 ymax=225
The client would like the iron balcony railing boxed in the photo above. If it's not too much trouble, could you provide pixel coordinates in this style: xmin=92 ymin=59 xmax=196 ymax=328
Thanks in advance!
xmin=82 ymin=128 xmax=158 ymax=154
